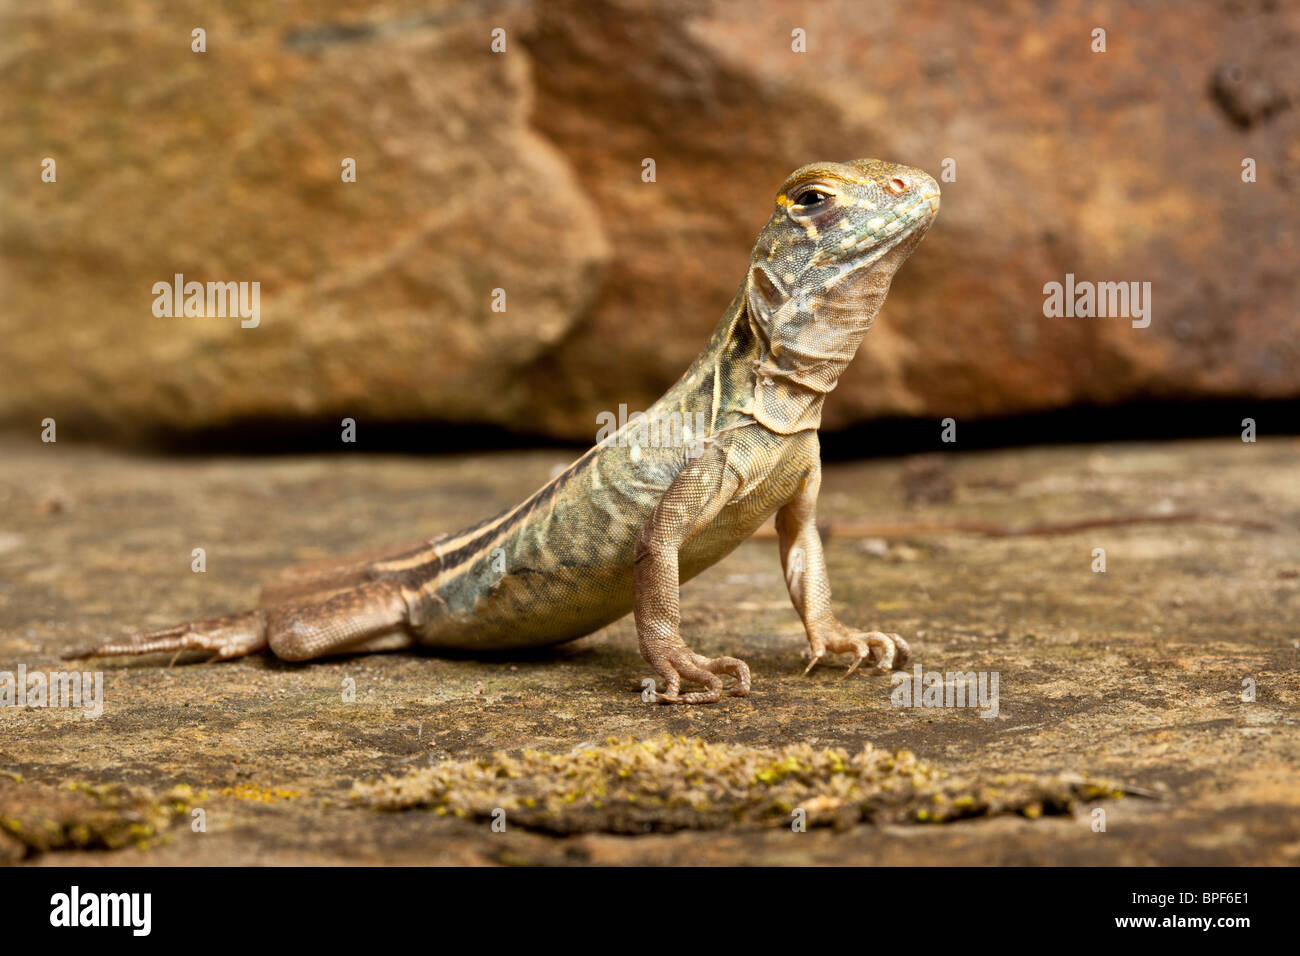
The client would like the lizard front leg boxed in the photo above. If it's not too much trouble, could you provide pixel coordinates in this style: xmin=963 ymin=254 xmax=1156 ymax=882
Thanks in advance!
xmin=776 ymin=464 xmax=912 ymax=677
xmin=634 ymin=445 xmax=752 ymax=704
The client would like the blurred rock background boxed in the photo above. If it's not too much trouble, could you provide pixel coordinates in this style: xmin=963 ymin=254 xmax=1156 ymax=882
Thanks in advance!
xmin=2 ymin=0 xmax=1297 ymax=445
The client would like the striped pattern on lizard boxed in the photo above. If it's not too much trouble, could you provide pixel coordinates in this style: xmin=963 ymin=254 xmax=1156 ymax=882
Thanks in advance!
xmin=65 ymin=158 xmax=941 ymax=704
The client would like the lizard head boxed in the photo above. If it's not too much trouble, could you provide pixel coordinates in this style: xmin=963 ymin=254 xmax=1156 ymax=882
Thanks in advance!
xmin=744 ymin=158 xmax=940 ymax=432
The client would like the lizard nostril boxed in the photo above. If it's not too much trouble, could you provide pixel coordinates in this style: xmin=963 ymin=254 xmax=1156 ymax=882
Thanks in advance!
xmin=888 ymin=177 xmax=909 ymax=195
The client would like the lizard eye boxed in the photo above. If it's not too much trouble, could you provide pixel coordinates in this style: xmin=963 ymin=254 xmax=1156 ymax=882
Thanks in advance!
xmin=793 ymin=188 xmax=831 ymax=208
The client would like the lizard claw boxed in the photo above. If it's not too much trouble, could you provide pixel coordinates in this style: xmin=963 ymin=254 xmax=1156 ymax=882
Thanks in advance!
xmin=854 ymin=631 xmax=898 ymax=675
xmin=648 ymin=647 xmax=751 ymax=704
xmin=802 ymin=628 xmax=912 ymax=679
xmin=888 ymin=633 xmax=912 ymax=670
xmin=802 ymin=650 xmax=825 ymax=676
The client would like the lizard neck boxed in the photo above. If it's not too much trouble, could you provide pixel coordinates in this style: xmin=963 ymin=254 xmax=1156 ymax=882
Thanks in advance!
xmin=651 ymin=242 xmax=905 ymax=438
xmin=744 ymin=241 xmax=911 ymax=434
xmin=649 ymin=283 xmax=762 ymax=435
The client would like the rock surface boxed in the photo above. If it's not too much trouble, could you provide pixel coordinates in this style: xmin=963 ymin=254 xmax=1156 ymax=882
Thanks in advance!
xmin=2 ymin=0 xmax=1298 ymax=442
xmin=1 ymin=435 xmax=1297 ymax=864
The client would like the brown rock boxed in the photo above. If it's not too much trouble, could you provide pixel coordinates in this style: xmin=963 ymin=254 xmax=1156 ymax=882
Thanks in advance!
xmin=0 ymin=1 xmax=608 ymax=439
xmin=1 ymin=0 xmax=1297 ymax=442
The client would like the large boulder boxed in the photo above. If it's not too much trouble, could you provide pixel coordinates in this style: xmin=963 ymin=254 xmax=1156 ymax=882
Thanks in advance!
xmin=2 ymin=0 xmax=1296 ymax=443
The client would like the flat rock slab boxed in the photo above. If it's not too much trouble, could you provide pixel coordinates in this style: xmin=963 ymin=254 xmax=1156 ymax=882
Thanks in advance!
xmin=0 ymin=436 xmax=1297 ymax=865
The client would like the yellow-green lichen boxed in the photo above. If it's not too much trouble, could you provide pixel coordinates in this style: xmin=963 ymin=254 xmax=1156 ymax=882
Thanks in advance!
xmin=218 ymin=784 xmax=301 ymax=803
xmin=351 ymin=734 xmax=1137 ymax=834
xmin=0 ymin=778 xmax=194 ymax=860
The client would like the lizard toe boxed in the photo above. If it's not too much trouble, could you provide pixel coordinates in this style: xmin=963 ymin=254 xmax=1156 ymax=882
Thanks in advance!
xmin=889 ymin=633 xmax=913 ymax=670
xmin=650 ymin=649 xmax=742 ymax=704
xmin=703 ymin=655 xmax=751 ymax=697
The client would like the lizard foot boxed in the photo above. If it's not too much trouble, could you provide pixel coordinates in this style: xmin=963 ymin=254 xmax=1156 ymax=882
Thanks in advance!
xmin=652 ymin=648 xmax=751 ymax=704
xmin=61 ymin=610 xmax=269 ymax=663
xmin=804 ymin=629 xmax=911 ymax=678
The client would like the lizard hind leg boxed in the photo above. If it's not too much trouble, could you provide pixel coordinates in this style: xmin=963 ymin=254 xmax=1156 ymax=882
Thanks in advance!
xmin=264 ymin=579 xmax=413 ymax=661
xmin=62 ymin=579 xmax=416 ymax=665
xmin=62 ymin=610 xmax=270 ymax=663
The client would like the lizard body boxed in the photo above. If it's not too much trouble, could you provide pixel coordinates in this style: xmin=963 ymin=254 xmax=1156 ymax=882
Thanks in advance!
xmin=67 ymin=158 xmax=940 ymax=703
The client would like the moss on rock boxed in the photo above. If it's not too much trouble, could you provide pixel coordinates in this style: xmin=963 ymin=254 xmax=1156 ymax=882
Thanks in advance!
xmin=353 ymin=734 xmax=1132 ymax=833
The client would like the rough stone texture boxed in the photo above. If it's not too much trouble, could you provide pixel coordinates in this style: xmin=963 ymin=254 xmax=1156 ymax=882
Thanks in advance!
xmin=1 ymin=435 xmax=1296 ymax=865
xmin=2 ymin=0 xmax=1299 ymax=442
xmin=0 ymin=0 xmax=608 ymax=437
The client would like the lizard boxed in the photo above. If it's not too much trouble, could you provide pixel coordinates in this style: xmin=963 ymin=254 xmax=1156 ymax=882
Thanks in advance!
xmin=64 ymin=158 xmax=941 ymax=704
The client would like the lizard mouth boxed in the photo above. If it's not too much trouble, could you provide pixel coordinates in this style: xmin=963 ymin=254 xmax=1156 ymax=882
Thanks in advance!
xmin=812 ymin=191 xmax=939 ymax=268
